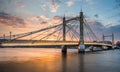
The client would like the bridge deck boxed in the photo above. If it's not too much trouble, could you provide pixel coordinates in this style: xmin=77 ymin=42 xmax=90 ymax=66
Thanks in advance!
xmin=0 ymin=40 xmax=112 ymax=47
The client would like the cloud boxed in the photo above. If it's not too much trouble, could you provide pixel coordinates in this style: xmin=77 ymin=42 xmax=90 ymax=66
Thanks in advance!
xmin=87 ymin=21 xmax=105 ymax=32
xmin=40 ymin=0 xmax=61 ymax=13
xmin=28 ymin=15 xmax=50 ymax=26
xmin=30 ymin=15 xmax=49 ymax=22
xmin=40 ymin=15 xmax=49 ymax=20
xmin=86 ymin=20 xmax=120 ymax=42
xmin=0 ymin=12 xmax=11 ymax=18
xmin=28 ymin=15 xmax=62 ymax=26
xmin=106 ymin=21 xmax=117 ymax=27
xmin=50 ymin=1 xmax=60 ymax=12
xmin=49 ymin=16 xmax=62 ymax=24
xmin=106 ymin=25 xmax=120 ymax=33
xmin=65 ymin=0 xmax=95 ymax=7
xmin=94 ymin=14 xmax=99 ymax=18
xmin=39 ymin=15 xmax=62 ymax=25
xmin=53 ymin=16 xmax=62 ymax=20
xmin=105 ymin=25 xmax=120 ymax=41
xmin=40 ymin=21 xmax=48 ymax=24
xmin=31 ymin=16 xmax=40 ymax=21
xmin=0 ymin=12 xmax=26 ymax=28
xmin=66 ymin=0 xmax=74 ymax=7
xmin=41 ymin=3 xmax=47 ymax=9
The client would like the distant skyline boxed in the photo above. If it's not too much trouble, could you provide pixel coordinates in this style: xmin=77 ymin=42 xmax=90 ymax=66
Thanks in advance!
xmin=0 ymin=0 xmax=120 ymax=42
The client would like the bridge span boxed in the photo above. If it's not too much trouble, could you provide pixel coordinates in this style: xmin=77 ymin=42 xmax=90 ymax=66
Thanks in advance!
xmin=0 ymin=10 xmax=114 ymax=53
xmin=0 ymin=40 xmax=112 ymax=47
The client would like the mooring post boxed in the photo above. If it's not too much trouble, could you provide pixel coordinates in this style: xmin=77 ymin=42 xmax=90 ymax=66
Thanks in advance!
xmin=10 ymin=31 xmax=12 ymax=40
xmin=78 ymin=10 xmax=85 ymax=53
xmin=3 ymin=34 xmax=5 ymax=40
xmin=62 ymin=16 xmax=67 ymax=53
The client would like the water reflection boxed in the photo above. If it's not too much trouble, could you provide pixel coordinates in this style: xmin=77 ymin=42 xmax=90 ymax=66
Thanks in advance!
xmin=78 ymin=54 xmax=85 ymax=72
xmin=61 ymin=52 xmax=85 ymax=72
xmin=0 ymin=48 xmax=120 ymax=72
xmin=62 ymin=53 xmax=67 ymax=72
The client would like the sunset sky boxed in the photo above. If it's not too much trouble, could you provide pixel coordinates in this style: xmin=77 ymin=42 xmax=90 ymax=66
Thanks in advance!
xmin=0 ymin=0 xmax=120 ymax=41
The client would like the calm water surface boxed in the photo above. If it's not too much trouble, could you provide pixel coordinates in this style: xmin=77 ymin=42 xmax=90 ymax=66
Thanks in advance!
xmin=0 ymin=48 xmax=120 ymax=72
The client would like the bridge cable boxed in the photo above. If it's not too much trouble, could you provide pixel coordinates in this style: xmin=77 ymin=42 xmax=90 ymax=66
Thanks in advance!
xmin=44 ymin=25 xmax=63 ymax=40
xmin=29 ymin=27 xmax=53 ymax=40
xmin=66 ymin=25 xmax=79 ymax=41
xmin=58 ymin=20 xmax=79 ymax=41
xmin=39 ymin=25 xmax=63 ymax=40
xmin=66 ymin=24 xmax=79 ymax=39
xmin=83 ymin=16 xmax=99 ymax=41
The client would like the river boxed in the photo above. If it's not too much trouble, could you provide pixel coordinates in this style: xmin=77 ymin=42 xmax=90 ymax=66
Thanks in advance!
xmin=0 ymin=48 xmax=120 ymax=72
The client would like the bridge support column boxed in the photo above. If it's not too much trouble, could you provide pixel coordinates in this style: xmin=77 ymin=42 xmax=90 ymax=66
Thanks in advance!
xmin=62 ymin=16 xmax=67 ymax=53
xmin=78 ymin=10 xmax=85 ymax=53
xmin=78 ymin=44 xmax=85 ymax=53
xmin=62 ymin=45 xmax=67 ymax=53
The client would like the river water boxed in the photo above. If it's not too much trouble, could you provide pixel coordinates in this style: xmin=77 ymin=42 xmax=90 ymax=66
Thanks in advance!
xmin=0 ymin=48 xmax=120 ymax=72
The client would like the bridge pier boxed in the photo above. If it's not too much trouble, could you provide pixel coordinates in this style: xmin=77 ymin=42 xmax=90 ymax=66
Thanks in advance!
xmin=78 ymin=44 xmax=85 ymax=53
xmin=62 ymin=45 xmax=67 ymax=53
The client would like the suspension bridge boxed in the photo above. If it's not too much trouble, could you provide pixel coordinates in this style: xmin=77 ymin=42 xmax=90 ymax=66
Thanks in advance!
xmin=0 ymin=10 xmax=114 ymax=53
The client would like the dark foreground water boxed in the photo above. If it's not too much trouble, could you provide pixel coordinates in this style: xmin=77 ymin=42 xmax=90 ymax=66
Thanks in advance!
xmin=0 ymin=48 xmax=120 ymax=72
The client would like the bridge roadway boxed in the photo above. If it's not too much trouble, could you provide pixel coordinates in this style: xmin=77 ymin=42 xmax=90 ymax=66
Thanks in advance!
xmin=0 ymin=40 xmax=112 ymax=47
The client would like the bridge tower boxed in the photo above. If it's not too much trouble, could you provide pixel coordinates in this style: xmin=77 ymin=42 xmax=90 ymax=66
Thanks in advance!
xmin=62 ymin=16 xmax=67 ymax=53
xmin=103 ymin=33 xmax=114 ymax=48
xmin=63 ymin=16 xmax=66 ymax=41
xmin=78 ymin=10 xmax=85 ymax=53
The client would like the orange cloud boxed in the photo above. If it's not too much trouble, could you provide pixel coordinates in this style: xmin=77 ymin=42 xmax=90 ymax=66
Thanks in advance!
xmin=49 ymin=16 xmax=62 ymax=25
xmin=0 ymin=12 xmax=26 ymax=28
